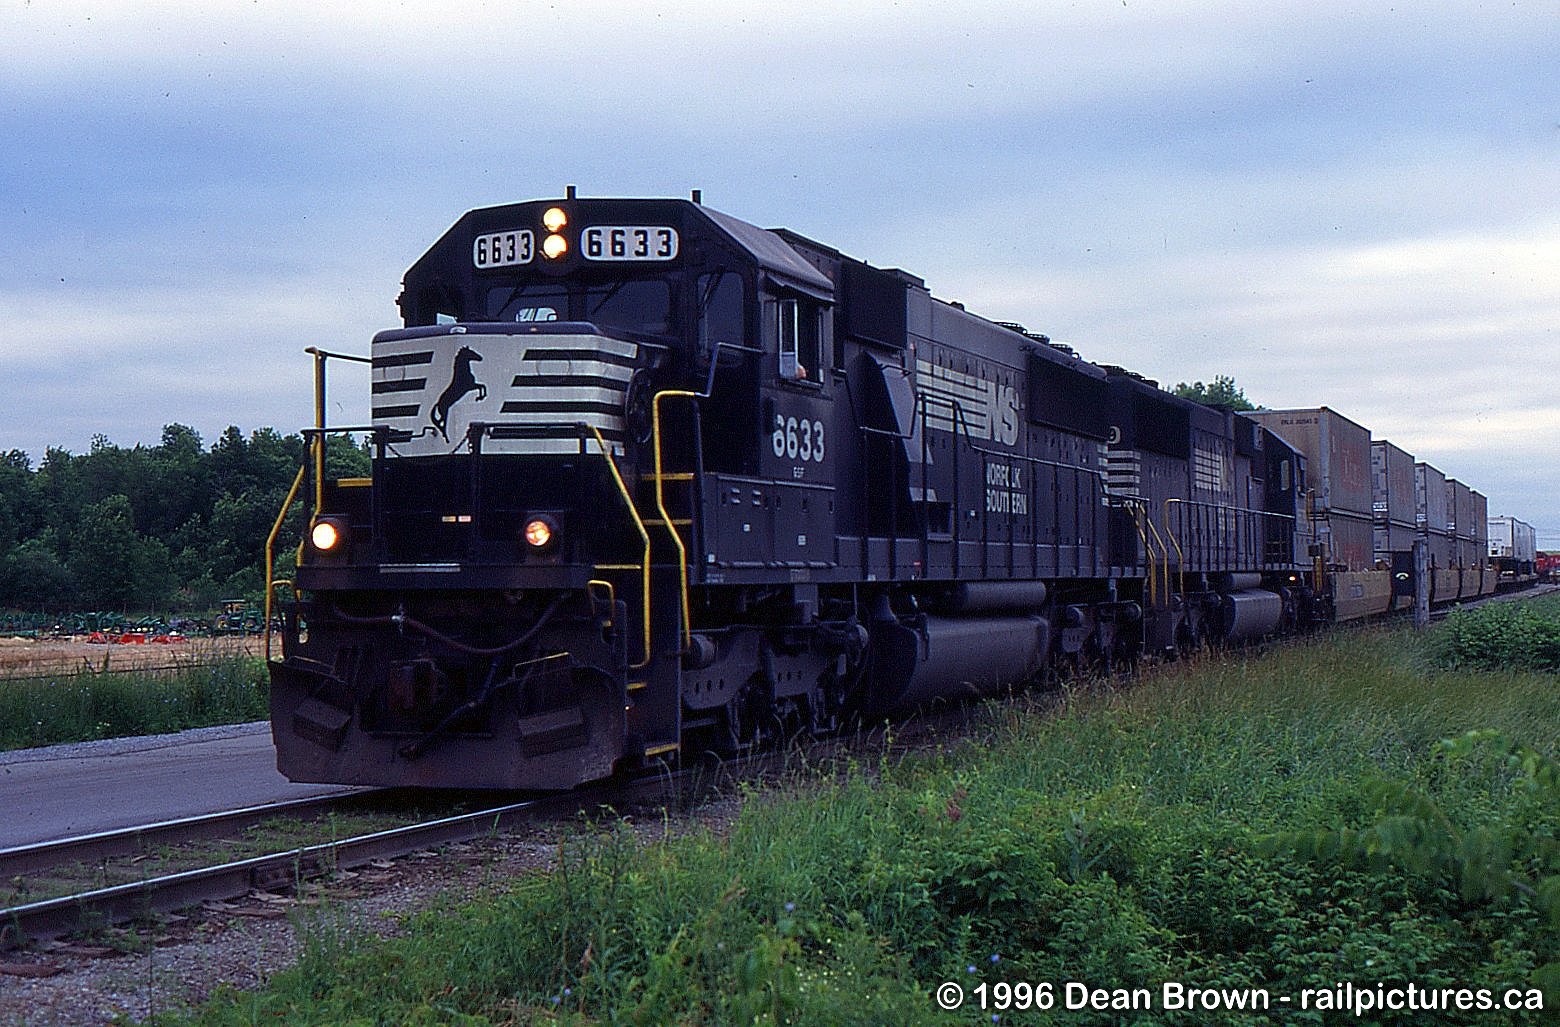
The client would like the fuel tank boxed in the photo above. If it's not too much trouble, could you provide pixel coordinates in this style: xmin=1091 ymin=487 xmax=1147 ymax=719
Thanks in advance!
xmin=1220 ymin=588 xmax=1283 ymax=642
xmin=866 ymin=614 xmax=1050 ymax=717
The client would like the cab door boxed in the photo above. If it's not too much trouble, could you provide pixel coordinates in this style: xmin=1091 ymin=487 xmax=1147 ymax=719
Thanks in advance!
xmin=759 ymin=292 xmax=836 ymax=567
xmin=705 ymin=289 xmax=838 ymax=570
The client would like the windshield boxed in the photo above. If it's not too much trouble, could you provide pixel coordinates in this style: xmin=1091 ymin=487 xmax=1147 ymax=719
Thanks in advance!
xmin=485 ymin=278 xmax=675 ymax=338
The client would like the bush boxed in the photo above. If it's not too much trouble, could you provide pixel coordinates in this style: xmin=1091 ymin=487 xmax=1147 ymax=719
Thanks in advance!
xmin=1429 ymin=597 xmax=1560 ymax=672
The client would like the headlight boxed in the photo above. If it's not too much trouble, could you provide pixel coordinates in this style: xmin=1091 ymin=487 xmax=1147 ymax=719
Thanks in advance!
xmin=542 ymin=233 xmax=568 ymax=260
xmin=523 ymin=515 xmax=558 ymax=551
xmin=542 ymin=206 xmax=568 ymax=232
xmin=311 ymin=517 xmax=347 ymax=552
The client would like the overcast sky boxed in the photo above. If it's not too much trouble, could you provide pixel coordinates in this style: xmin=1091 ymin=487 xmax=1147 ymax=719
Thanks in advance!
xmin=3 ymin=1 xmax=1557 ymax=540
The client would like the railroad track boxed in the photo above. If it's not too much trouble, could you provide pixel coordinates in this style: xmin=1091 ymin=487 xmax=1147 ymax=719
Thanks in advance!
xmin=0 ymin=711 xmax=947 ymax=952
xmin=0 ymin=792 xmax=382 ymax=879
xmin=0 ymin=766 xmax=693 ymax=950
xmin=9 ymin=588 xmax=1550 ymax=951
xmin=1429 ymin=581 xmax=1559 ymax=620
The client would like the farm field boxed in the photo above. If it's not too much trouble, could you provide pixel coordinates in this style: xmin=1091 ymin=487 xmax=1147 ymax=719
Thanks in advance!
xmin=164 ymin=602 xmax=1559 ymax=1026
xmin=0 ymin=636 xmax=268 ymax=750
xmin=0 ymin=634 xmax=260 ymax=680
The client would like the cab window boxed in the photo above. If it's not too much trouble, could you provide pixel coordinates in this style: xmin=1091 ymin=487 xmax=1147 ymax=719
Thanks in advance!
xmin=778 ymin=297 xmax=821 ymax=382
xmin=483 ymin=278 xmax=675 ymax=338
xmin=487 ymin=284 xmax=566 ymax=323
xmin=587 ymin=279 xmax=673 ymax=337
xmin=697 ymin=270 xmax=745 ymax=362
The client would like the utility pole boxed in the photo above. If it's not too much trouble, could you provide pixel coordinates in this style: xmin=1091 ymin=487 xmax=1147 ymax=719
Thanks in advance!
xmin=1413 ymin=538 xmax=1430 ymax=629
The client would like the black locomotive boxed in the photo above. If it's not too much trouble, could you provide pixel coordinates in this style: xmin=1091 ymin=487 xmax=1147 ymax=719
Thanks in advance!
xmin=266 ymin=192 xmax=1497 ymax=789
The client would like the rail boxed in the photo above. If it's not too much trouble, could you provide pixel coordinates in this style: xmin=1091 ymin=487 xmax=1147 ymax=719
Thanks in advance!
xmin=1143 ymin=511 xmax=1172 ymax=605
xmin=303 ymin=347 xmax=373 ymax=519
xmin=643 ymin=345 xmax=739 ymax=654
xmin=263 ymin=424 xmax=379 ymax=662
xmin=1117 ymin=497 xmax=1164 ymax=605
xmin=0 ymin=771 xmax=687 ymax=949
xmin=0 ymin=793 xmax=374 ymax=880
xmin=263 ymin=345 xmax=371 ymax=662
xmin=651 ymin=390 xmax=698 ymax=652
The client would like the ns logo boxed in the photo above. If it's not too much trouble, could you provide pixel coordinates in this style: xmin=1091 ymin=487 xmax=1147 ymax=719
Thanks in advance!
xmin=990 ymin=380 xmax=1020 ymax=447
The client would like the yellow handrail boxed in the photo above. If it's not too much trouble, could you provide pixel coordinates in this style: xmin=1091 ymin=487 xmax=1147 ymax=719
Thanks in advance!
xmin=264 ymin=464 xmax=308 ymax=661
xmin=651 ymin=389 xmax=697 ymax=652
xmin=587 ymin=579 xmax=616 ymax=621
xmin=1135 ymin=499 xmax=1160 ymax=602
xmin=1162 ymin=498 xmax=1188 ymax=600
xmin=587 ymin=425 xmax=652 ymax=668
xmin=1126 ymin=500 xmax=1155 ymax=606
xmin=1142 ymin=508 xmax=1171 ymax=606
xmin=265 ymin=579 xmax=296 ymax=660
xmin=308 ymin=348 xmax=327 ymax=517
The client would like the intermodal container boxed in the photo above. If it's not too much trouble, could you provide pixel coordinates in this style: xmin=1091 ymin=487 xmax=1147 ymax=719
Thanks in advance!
xmin=1415 ymin=462 xmax=1455 ymax=566
xmin=1250 ymin=408 xmax=1374 ymax=569
xmin=1370 ymin=440 xmax=1417 ymax=556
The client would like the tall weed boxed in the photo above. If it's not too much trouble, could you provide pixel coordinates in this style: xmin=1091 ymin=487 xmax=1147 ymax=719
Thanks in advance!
xmin=0 ymin=655 xmax=267 ymax=749
xmin=167 ymin=625 xmax=1558 ymax=1025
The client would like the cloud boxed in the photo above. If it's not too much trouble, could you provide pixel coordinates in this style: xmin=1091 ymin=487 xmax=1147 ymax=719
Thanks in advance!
xmin=934 ymin=215 xmax=1560 ymax=516
xmin=1 ymin=276 xmax=376 ymax=458
xmin=6 ymin=2 xmax=1547 ymax=132
xmin=1 ymin=0 xmax=1556 ymax=526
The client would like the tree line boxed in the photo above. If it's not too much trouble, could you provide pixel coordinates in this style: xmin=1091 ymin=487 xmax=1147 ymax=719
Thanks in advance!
xmin=1170 ymin=374 xmax=1255 ymax=411
xmin=2 ymin=377 xmax=1253 ymax=615
xmin=0 ymin=425 xmax=368 ymax=614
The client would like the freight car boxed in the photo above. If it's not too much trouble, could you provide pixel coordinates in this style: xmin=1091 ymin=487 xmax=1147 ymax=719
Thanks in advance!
xmin=264 ymin=192 xmax=1514 ymax=790
xmin=1488 ymin=516 xmax=1538 ymax=587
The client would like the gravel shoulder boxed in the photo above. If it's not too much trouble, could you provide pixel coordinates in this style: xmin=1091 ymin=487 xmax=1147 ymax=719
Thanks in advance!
xmin=0 ymin=722 xmax=271 ymax=769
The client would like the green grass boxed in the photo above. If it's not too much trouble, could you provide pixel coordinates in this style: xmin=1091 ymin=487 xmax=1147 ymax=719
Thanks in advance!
xmin=163 ymin=618 xmax=1558 ymax=1025
xmin=0 ymin=655 xmax=268 ymax=750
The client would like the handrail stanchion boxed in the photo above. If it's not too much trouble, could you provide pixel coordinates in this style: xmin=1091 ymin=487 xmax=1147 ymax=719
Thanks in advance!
xmin=586 ymin=424 xmax=653 ymax=668
xmin=264 ymin=465 xmax=308 ymax=662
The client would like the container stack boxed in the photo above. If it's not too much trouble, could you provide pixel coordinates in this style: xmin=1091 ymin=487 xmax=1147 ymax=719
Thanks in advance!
xmin=1249 ymin=408 xmax=1374 ymax=571
xmin=1448 ymin=479 xmax=1476 ymax=567
xmin=1488 ymin=516 xmax=1537 ymax=576
xmin=1415 ymin=462 xmax=1455 ymax=566
xmin=1470 ymin=491 xmax=1489 ymax=568
xmin=1370 ymin=440 xmax=1417 ymax=560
